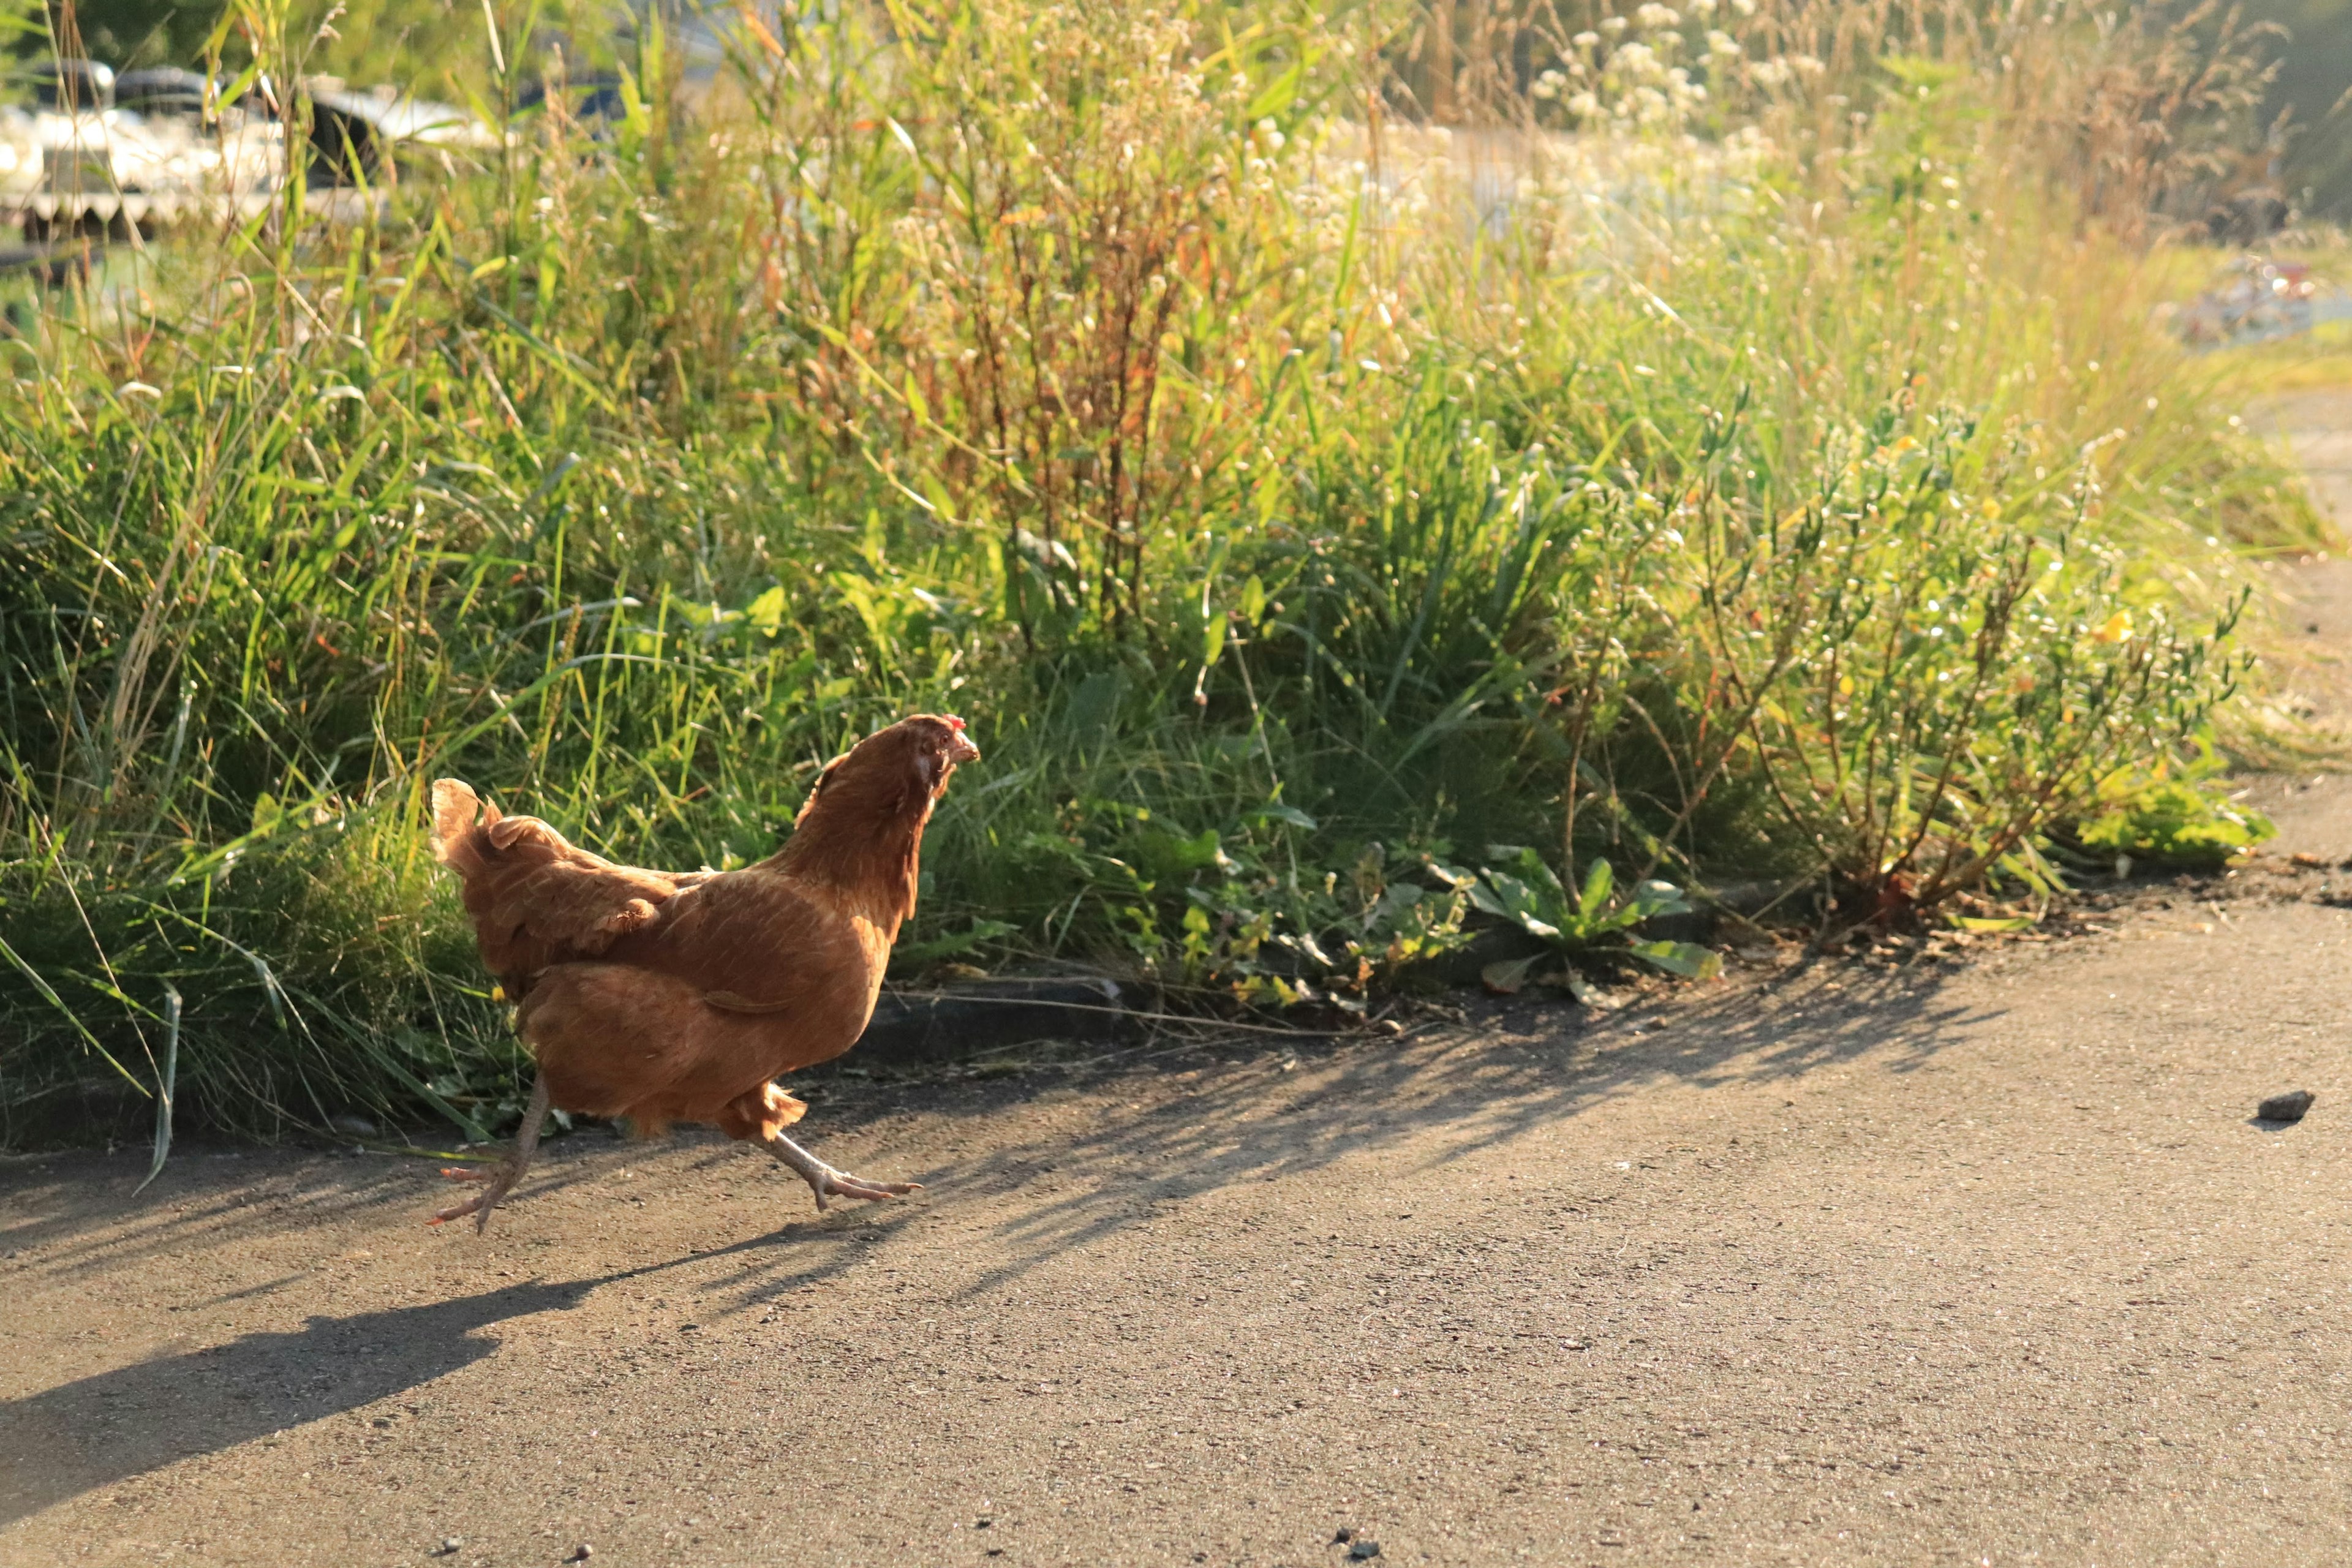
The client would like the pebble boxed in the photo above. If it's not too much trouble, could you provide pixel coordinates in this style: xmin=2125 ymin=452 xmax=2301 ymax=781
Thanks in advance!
xmin=565 ymin=1547 xmax=593 ymax=1564
xmin=2260 ymin=1090 xmax=2316 ymax=1123
xmin=433 ymin=1539 xmax=463 ymax=1558
xmin=1349 ymin=1542 xmax=1382 ymax=1561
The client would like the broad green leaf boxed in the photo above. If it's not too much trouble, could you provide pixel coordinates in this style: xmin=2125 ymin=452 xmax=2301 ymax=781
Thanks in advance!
xmin=1239 ymin=573 xmax=1267 ymax=626
xmin=891 ymin=919 xmax=1019 ymax=968
xmin=1626 ymin=940 xmax=1722 ymax=979
xmin=1423 ymin=859 xmax=1478 ymax=892
xmin=1482 ymin=954 xmax=1544 ymax=994
xmin=1578 ymin=857 xmax=1615 ymax=921
xmin=1625 ymin=878 xmax=1693 ymax=920
xmin=746 ymin=586 xmax=786 ymax=636
xmin=1513 ymin=846 xmax=1567 ymax=897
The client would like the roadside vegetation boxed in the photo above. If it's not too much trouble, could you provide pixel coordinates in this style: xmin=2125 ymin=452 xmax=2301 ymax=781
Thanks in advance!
xmin=0 ymin=0 xmax=2323 ymax=1143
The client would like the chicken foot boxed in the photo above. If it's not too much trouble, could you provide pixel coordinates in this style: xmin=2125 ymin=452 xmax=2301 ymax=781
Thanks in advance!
xmin=430 ymin=1076 xmax=551 ymax=1233
xmin=761 ymin=1130 xmax=921 ymax=1213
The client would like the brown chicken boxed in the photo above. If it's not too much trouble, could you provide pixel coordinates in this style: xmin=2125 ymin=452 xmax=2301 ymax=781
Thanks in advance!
xmin=424 ymin=712 xmax=980 ymax=1231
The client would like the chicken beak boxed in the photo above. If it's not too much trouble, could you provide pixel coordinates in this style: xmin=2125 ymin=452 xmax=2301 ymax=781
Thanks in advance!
xmin=948 ymin=733 xmax=981 ymax=766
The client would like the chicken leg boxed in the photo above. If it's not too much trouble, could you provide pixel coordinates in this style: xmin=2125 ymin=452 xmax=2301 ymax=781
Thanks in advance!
xmin=761 ymin=1129 xmax=921 ymax=1213
xmin=431 ymin=1076 xmax=551 ymax=1233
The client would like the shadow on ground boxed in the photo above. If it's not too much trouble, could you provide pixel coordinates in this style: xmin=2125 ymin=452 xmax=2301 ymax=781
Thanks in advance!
xmin=0 ymin=955 xmax=1991 ymax=1520
xmin=0 ymin=1280 xmax=588 ymax=1526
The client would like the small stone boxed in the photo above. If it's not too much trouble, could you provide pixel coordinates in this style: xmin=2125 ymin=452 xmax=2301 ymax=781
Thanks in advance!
xmin=1332 ymin=1528 xmax=1354 ymax=1545
xmin=2259 ymin=1090 xmax=2316 ymax=1123
xmin=434 ymin=1539 xmax=463 ymax=1558
xmin=564 ymin=1547 xmax=592 ymax=1564
xmin=1349 ymin=1542 xmax=1382 ymax=1561
xmin=330 ymin=1114 xmax=378 ymax=1137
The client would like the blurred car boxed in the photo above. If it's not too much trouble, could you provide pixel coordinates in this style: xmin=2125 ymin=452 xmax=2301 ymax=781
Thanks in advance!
xmin=2169 ymin=257 xmax=2342 ymax=349
xmin=0 ymin=59 xmax=496 ymax=246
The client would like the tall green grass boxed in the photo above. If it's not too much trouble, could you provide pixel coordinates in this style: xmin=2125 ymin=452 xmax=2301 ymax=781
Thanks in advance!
xmin=0 ymin=0 xmax=2317 ymax=1144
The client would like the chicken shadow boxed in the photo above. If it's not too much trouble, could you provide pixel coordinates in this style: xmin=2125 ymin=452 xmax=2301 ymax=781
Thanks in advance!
xmin=0 ymin=1278 xmax=589 ymax=1528
xmin=771 ymin=955 xmax=1998 ymax=1303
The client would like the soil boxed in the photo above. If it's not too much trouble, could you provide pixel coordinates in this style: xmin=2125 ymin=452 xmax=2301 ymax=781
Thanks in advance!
xmin=7 ymin=410 xmax=2352 ymax=1567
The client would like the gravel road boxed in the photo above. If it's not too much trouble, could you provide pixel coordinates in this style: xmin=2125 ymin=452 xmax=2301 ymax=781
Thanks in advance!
xmin=6 ymin=414 xmax=2352 ymax=1568
xmin=8 ymin=840 xmax=2352 ymax=1568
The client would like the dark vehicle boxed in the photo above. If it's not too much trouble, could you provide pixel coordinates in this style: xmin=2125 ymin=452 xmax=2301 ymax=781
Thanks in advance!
xmin=114 ymin=67 xmax=217 ymax=117
xmin=18 ymin=58 xmax=114 ymax=111
xmin=307 ymin=86 xmax=494 ymax=184
xmin=517 ymin=75 xmax=629 ymax=126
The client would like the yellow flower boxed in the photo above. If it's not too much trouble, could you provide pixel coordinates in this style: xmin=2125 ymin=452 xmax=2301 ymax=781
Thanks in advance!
xmin=2091 ymin=611 xmax=2131 ymax=644
xmin=1836 ymin=675 xmax=1855 ymax=696
xmin=1979 ymin=498 xmax=2001 ymax=519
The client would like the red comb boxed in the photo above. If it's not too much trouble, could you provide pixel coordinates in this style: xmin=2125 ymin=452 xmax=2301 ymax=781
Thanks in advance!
xmin=943 ymin=715 xmax=966 ymax=731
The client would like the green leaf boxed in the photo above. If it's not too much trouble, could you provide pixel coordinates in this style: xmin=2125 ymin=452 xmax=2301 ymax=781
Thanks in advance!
xmin=1202 ymin=612 xmax=1227 ymax=669
xmin=1577 ymin=858 xmax=1615 ymax=921
xmin=892 ymin=918 xmax=1019 ymax=968
xmin=1481 ymin=954 xmax=1544 ymax=994
xmin=1245 ymin=61 xmax=1304 ymax=123
xmin=1240 ymin=573 xmax=1267 ymax=625
xmin=1512 ymin=846 xmax=1566 ymax=897
xmin=1422 ymin=859 xmax=1478 ymax=892
xmin=1559 ymin=964 xmax=1613 ymax=1008
xmin=745 ymin=586 xmax=786 ymax=636
xmin=1625 ymin=878 xmax=1693 ymax=920
xmin=1625 ymin=940 xmax=1722 ymax=979
xmin=1952 ymin=914 xmax=2035 ymax=933
xmin=1476 ymin=870 xmax=1543 ymax=924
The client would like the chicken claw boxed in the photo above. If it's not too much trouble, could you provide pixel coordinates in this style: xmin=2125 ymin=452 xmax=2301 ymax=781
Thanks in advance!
xmin=428 ymin=1077 xmax=551 ymax=1234
xmin=429 ymin=1163 xmax=518 ymax=1231
xmin=761 ymin=1131 xmax=922 ymax=1213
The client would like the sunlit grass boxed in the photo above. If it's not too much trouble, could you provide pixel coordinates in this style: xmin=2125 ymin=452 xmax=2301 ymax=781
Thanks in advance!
xmin=0 ymin=0 xmax=2324 ymax=1145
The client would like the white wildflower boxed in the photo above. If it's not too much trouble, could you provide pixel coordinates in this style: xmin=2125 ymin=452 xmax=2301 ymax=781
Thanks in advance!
xmin=1611 ymin=40 xmax=1660 ymax=78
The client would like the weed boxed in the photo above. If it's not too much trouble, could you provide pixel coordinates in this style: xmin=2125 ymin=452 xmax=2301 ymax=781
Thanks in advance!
xmin=0 ymin=0 xmax=2316 ymax=1145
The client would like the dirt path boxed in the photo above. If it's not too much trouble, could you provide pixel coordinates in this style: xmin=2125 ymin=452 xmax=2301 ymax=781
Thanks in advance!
xmin=9 ymin=425 xmax=2352 ymax=1568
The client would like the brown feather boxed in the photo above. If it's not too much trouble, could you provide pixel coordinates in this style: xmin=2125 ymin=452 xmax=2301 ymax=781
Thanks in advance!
xmin=427 ymin=714 xmax=975 ymax=1144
